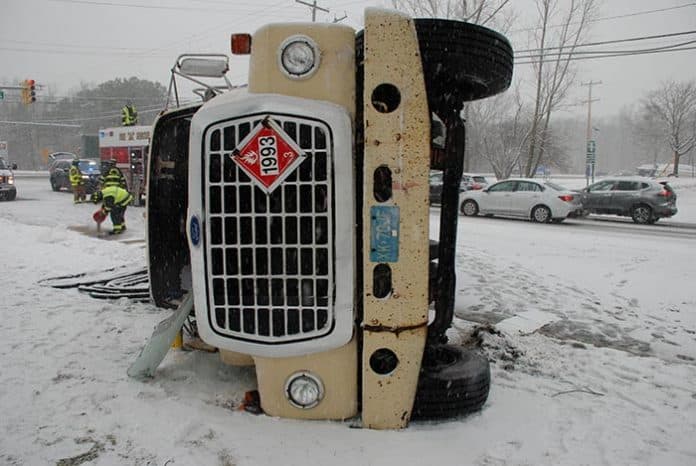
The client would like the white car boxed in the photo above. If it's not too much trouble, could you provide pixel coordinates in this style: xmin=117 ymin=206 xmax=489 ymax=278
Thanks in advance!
xmin=459 ymin=178 xmax=583 ymax=223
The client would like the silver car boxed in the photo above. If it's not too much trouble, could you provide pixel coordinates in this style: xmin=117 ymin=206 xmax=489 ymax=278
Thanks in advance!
xmin=460 ymin=178 xmax=583 ymax=223
xmin=579 ymin=177 xmax=677 ymax=224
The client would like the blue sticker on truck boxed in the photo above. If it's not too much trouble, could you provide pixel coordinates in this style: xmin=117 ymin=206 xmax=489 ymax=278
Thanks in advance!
xmin=370 ymin=206 xmax=399 ymax=263
xmin=190 ymin=215 xmax=201 ymax=247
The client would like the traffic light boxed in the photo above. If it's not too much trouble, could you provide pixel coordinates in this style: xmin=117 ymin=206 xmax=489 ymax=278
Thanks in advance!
xmin=20 ymin=79 xmax=36 ymax=105
xmin=28 ymin=79 xmax=36 ymax=104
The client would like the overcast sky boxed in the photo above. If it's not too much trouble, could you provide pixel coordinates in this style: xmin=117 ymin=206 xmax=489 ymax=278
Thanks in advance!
xmin=1 ymin=0 xmax=695 ymax=118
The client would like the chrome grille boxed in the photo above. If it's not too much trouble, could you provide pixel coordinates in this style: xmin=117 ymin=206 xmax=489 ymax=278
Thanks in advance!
xmin=204 ymin=115 xmax=334 ymax=344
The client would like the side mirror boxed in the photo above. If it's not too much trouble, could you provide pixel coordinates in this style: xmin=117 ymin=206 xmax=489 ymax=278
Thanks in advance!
xmin=11 ymin=163 xmax=17 ymax=170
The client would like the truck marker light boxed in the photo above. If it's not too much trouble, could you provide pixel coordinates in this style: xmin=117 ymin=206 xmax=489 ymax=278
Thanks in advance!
xmin=278 ymin=35 xmax=320 ymax=79
xmin=230 ymin=33 xmax=252 ymax=55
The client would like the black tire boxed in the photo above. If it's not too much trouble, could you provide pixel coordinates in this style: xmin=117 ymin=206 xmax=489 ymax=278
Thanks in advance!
xmin=8 ymin=191 xmax=16 ymax=201
xmin=531 ymin=205 xmax=551 ymax=223
xmin=412 ymin=345 xmax=490 ymax=420
xmin=460 ymin=199 xmax=479 ymax=216
xmin=414 ymin=19 xmax=513 ymax=106
xmin=50 ymin=178 xmax=59 ymax=192
xmin=631 ymin=205 xmax=652 ymax=224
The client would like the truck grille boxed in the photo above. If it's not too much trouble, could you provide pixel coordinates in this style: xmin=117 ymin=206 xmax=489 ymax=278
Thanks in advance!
xmin=204 ymin=115 xmax=334 ymax=344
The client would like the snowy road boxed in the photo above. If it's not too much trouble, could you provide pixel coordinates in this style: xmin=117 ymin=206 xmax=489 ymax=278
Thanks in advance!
xmin=1 ymin=176 xmax=695 ymax=465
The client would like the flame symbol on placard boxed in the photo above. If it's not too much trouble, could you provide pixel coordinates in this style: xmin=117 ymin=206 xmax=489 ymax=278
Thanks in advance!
xmin=241 ymin=150 xmax=257 ymax=165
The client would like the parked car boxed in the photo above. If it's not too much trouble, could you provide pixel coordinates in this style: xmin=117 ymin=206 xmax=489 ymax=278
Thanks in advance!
xmin=459 ymin=178 xmax=583 ymax=223
xmin=0 ymin=158 xmax=17 ymax=201
xmin=461 ymin=173 xmax=489 ymax=191
xmin=430 ymin=172 xmax=490 ymax=205
xmin=49 ymin=159 xmax=102 ymax=193
xmin=429 ymin=170 xmax=444 ymax=204
xmin=578 ymin=177 xmax=677 ymax=224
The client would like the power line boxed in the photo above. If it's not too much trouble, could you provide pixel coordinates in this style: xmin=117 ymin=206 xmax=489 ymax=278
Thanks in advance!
xmin=35 ymin=105 xmax=164 ymax=124
xmin=0 ymin=120 xmax=82 ymax=128
xmin=510 ymin=2 xmax=696 ymax=34
xmin=515 ymin=44 xmax=696 ymax=65
xmin=517 ymin=39 xmax=696 ymax=60
xmin=47 ymin=0 xmax=260 ymax=13
xmin=516 ymin=30 xmax=696 ymax=54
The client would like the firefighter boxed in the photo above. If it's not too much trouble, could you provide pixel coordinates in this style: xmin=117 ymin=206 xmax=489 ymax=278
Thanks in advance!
xmin=91 ymin=185 xmax=133 ymax=235
xmin=121 ymin=102 xmax=138 ymax=126
xmin=69 ymin=159 xmax=86 ymax=204
xmin=99 ymin=160 xmax=127 ymax=189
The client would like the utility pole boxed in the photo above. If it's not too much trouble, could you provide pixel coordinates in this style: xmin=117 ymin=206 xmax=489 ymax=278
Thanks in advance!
xmin=295 ymin=0 xmax=329 ymax=22
xmin=581 ymin=80 xmax=601 ymax=185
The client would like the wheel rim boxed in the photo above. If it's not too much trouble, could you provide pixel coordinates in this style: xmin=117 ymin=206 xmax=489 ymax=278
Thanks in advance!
xmin=463 ymin=201 xmax=476 ymax=216
xmin=634 ymin=206 xmax=650 ymax=223
xmin=534 ymin=207 xmax=549 ymax=222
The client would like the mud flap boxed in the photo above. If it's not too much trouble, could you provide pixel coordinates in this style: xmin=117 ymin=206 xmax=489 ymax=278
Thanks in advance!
xmin=127 ymin=293 xmax=193 ymax=380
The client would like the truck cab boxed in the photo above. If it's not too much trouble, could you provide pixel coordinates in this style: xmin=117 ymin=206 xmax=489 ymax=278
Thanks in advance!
xmin=147 ymin=8 xmax=512 ymax=428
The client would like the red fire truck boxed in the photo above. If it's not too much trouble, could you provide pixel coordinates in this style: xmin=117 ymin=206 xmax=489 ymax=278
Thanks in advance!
xmin=98 ymin=125 xmax=151 ymax=205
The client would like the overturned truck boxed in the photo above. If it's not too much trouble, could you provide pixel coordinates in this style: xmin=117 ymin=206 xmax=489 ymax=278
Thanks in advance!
xmin=146 ymin=8 xmax=512 ymax=429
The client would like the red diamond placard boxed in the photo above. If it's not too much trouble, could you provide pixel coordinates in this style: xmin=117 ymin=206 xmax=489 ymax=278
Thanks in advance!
xmin=229 ymin=116 xmax=306 ymax=193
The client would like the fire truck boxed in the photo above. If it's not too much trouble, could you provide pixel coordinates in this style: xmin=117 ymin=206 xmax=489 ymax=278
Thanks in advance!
xmin=146 ymin=8 xmax=512 ymax=428
xmin=98 ymin=125 xmax=150 ymax=205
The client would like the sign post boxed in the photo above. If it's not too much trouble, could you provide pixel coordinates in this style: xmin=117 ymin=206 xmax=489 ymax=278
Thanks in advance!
xmin=585 ymin=139 xmax=596 ymax=185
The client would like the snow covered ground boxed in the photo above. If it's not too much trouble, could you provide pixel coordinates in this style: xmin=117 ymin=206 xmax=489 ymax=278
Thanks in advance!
xmin=1 ymin=176 xmax=695 ymax=465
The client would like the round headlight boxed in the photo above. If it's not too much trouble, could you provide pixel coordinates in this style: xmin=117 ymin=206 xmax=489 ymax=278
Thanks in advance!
xmin=284 ymin=371 xmax=324 ymax=409
xmin=278 ymin=35 xmax=320 ymax=79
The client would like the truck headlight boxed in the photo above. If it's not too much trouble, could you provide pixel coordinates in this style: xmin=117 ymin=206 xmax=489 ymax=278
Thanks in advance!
xmin=284 ymin=371 xmax=324 ymax=409
xmin=8 ymin=176 xmax=14 ymax=185
xmin=278 ymin=35 xmax=320 ymax=79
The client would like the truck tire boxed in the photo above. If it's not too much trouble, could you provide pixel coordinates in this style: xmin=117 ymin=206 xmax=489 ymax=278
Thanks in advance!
xmin=412 ymin=344 xmax=490 ymax=420
xmin=414 ymin=19 xmax=514 ymax=105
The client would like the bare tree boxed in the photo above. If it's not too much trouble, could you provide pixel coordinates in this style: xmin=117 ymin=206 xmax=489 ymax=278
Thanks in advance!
xmin=642 ymin=80 xmax=696 ymax=176
xmin=524 ymin=0 xmax=598 ymax=177
xmin=469 ymin=88 xmax=531 ymax=179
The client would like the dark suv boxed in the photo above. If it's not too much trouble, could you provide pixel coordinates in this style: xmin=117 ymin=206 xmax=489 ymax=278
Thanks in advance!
xmin=579 ymin=177 xmax=677 ymax=224
xmin=49 ymin=159 xmax=101 ymax=193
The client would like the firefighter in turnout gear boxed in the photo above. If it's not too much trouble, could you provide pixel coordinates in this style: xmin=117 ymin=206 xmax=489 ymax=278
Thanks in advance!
xmin=121 ymin=102 xmax=138 ymax=126
xmin=99 ymin=160 xmax=127 ymax=189
xmin=91 ymin=185 xmax=133 ymax=234
xmin=69 ymin=160 xmax=86 ymax=203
